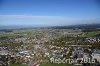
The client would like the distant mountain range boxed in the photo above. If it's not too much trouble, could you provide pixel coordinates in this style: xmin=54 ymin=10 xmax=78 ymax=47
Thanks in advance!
xmin=49 ymin=23 xmax=100 ymax=29
xmin=0 ymin=25 xmax=35 ymax=30
xmin=0 ymin=23 xmax=100 ymax=31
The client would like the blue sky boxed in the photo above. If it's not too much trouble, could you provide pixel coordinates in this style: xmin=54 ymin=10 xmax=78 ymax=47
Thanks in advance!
xmin=0 ymin=0 xmax=100 ymax=26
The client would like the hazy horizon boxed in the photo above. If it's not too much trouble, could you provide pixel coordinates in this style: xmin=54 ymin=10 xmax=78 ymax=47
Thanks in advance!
xmin=0 ymin=0 xmax=100 ymax=26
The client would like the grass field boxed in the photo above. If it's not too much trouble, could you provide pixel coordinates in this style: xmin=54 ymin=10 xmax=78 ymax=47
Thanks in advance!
xmin=85 ymin=31 xmax=100 ymax=37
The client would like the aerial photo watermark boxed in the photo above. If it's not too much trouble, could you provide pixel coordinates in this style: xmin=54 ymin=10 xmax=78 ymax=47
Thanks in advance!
xmin=50 ymin=58 xmax=96 ymax=64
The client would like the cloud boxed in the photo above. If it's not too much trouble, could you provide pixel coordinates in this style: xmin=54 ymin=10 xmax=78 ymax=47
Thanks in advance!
xmin=0 ymin=15 xmax=100 ymax=26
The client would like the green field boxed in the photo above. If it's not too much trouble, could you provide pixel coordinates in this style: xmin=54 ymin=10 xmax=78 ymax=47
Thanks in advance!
xmin=85 ymin=31 xmax=100 ymax=37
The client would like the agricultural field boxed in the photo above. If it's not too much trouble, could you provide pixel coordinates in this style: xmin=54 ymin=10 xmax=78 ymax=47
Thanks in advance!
xmin=85 ymin=31 xmax=100 ymax=38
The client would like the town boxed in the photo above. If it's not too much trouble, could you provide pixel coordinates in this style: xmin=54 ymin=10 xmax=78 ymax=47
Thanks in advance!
xmin=0 ymin=28 xmax=100 ymax=66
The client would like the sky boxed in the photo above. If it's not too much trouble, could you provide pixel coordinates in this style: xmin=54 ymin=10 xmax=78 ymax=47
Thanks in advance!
xmin=0 ymin=0 xmax=100 ymax=26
